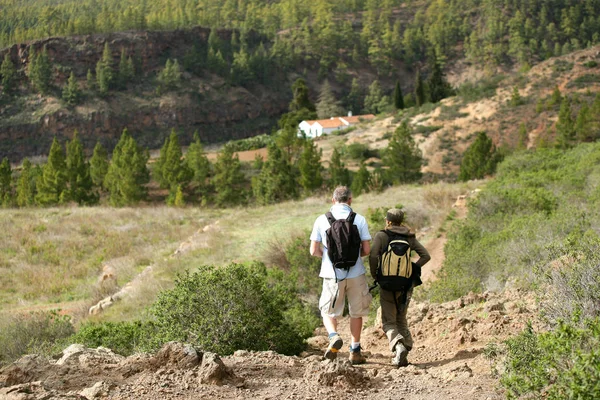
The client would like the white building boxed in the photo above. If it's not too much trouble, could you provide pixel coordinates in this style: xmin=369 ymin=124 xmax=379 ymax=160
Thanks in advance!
xmin=298 ymin=113 xmax=375 ymax=138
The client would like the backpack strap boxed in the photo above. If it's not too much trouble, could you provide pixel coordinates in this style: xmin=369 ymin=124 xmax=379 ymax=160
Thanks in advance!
xmin=346 ymin=212 xmax=356 ymax=224
xmin=325 ymin=212 xmax=336 ymax=226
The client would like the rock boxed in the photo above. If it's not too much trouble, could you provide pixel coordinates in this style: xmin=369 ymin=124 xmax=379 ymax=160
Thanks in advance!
xmin=56 ymin=344 xmax=86 ymax=365
xmin=303 ymin=359 xmax=369 ymax=388
xmin=79 ymin=381 xmax=112 ymax=399
xmin=484 ymin=300 xmax=505 ymax=313
xmin=0 ymin=355 xmax=50 ymax=386
xmin=152 ymin=342 xmax=201 ymax=370
xmin=198 ymin=352 xmax=244 ymax=387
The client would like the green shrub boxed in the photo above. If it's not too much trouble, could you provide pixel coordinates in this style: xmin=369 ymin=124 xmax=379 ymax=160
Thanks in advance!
xmin=428 ymin=144 xmax=600 ymax=302
xmin=414 ymin=125 xmax=442 ymax=137
xmin=0 ymin=310 xmax=74 ymax=365
xmin=567 ymin=74 xmax=600 ymax=89
xmin=69 ymin=321 xmax=150 ymax=356
xmin=225 ymin=134 xmax=273 ymax=152
xmin=538 ymin=232 xmax=600 ymax=325
xmin=498 ymin=320 xmax=600 ymax=399
xmin=345 ymin=143 xmax=371 ymax=161
xmin=456 ymin=75 xmax=504 ymax=102
xmin=284 ymin=234 xmax=322 ymax=297
xmin=148 ymin=262 xmax=311 ymax=355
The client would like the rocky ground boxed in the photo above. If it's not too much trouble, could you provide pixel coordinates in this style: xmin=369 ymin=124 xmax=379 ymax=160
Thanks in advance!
xmin=0 ymin=288 xmax=540 ymax=400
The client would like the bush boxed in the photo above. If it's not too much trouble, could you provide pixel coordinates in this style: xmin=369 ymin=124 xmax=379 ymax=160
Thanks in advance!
xmin=225 ymin=134 xmax=273 ymax=152
xmin=428 ymin=143 xmax=600 ymax=302
xmin=262 ymin=230 xmax=322 ymax=298
xmin=538 ymin=233 xmax=600 ymax=325
xmin=498 ymin=320 xmax=600 ymax=399
xmin=148 ymin=262 xmax=312 ymax=355
xmin=456 ymin=75 xmax=504 ymax=102
xmin=0 ymin=310 xmax=74 ymax=365
xmin=69 ymin=321 xmax=150 ymax=356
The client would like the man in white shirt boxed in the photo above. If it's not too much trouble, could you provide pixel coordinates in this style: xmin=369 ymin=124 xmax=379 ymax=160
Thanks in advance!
xmin=310 ymin=186 xmax=372 ymax=364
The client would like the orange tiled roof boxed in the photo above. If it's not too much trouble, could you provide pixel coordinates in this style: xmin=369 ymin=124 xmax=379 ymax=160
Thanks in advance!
xmin=314 ymin=118 xmax=347 ymax=128
xmin=342 ymin=114 xmax=375 ymax=124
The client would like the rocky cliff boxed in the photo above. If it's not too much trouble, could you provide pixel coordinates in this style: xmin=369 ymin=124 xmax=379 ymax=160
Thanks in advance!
xmin=0 ymin=28 xmax=288 ymax=162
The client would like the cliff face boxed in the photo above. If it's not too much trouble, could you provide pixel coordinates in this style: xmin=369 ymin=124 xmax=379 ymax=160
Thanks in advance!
xmin=0 ymin=28 xmax=288 ymax=161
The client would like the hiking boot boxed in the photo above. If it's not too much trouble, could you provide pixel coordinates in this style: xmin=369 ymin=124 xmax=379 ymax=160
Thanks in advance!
xmin=324 ymin=334 xmax=343 ymax=360
xmin=349 ymin=345 xmax=367 ymax=365
xmin=392 ymin=343 xmax=409 ymax=367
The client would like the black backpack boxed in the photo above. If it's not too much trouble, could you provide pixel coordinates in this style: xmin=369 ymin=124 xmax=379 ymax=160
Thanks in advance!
xmin=325 ymin=211 xmax=362 ymax=270
xmin=376 ymin=230 xmax=413 ymax=293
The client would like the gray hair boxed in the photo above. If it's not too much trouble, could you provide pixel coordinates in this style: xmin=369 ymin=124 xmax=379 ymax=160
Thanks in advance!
xmin=332 ymin=186 xmax=352 ymax=203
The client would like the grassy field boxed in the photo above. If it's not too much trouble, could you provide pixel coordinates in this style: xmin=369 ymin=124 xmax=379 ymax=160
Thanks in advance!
xmin=0 ymin=181 xmax=478 ymax=322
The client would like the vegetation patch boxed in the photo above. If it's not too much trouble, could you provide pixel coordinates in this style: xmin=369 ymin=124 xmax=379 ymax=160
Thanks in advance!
xmin=567 ymin=74 xmax=600 ymax=88
xmin=427 ymin=143 xmax=600 ymax=302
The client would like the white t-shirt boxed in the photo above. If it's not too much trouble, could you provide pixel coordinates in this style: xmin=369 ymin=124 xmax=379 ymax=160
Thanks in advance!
xmin=310 ymin=203 xmax=372 ymax=280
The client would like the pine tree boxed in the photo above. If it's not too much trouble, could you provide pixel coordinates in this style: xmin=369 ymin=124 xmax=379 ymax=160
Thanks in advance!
xmin=171 ymin=184 xmax=185 ymax=207
xmin=414 ymin=69 xmax=425 ymax=107
xmin=104 ymin=129 xmax=149 ymax=206
xmin=230 ymin=48 xmax=254 ymax=86
xmin=0 ymin=157 xmax=12 ymax=206
xmin=555 ymin=97 xmax=575 ymax=149
xmin=160 ymin=129 xmax=191 ymax=196
xmin=118 ymin=49 xmax=134 ymax=89
xmin=212 ymin=144 xmax=246 ymax=207
xmin=364 ymin=80 xmax=383 ymax=114
xmin=208 ymin=28 xmax=221 ymax=51
xmin=27 ymin=47 xmax=37 ymax=81
xmin=90 ymin=141 xmax=109 ymax=187
xmin=252 ymin=143 xmax=298 ymax=205
xmin=154 ymin=135 xmax=169 ymax=186
xmin=65 ymin=130 xmax=97 ymax=205
xmin=62 ymin=71 xmax=81 ymax=106
xmin=289 ymin=78 xmax=315 ymax=112
xmin=316 ymin=80 xmax=343 ymax=119
xmin=298 ymin=139 xmax=323 ymax=194
xmin=351 ymin=162 xmax=371 ymax=197
xmin=96 ymin=42 xmax=113 ymax=95
xmin=86 ymin=69 xmax=95 ymax=91
xmin=547 ymin=86 xmax=562 ymax=109
xmin=428 ymin=56 xmax=452 ymax=103
xmin=157 ymin=59 xmax=181 ymax=93
xmin=575 ymin=102 xmax=593 ymax=142
xmin=186 ymin=131 xmax=211 ymax=195
xmin=207 ymin=48 xmax=227 ymax=75
xmin=35 ymin=137 xmax=67 ymax=206
xmin=510 ymin=86 xmax=523 ymax=107
xmin=393 ymin=80 xmax=404 ymax=110
xmin=1 ymin=53 xmax=17 ymax=95
xmin=458 ymin=132 xmax=501 ymax=181
xmin=328 ymin=147 xmax=351 ymax=188
xmin=17 ymin=158 xmax=35 ymax=207
xmin=31 ymin=46 xmax=52 ymax=94
xmin=382 ymin=121 xmax=423 ymax=184
xmin=345 ymin=78 xmax=363 ymax=115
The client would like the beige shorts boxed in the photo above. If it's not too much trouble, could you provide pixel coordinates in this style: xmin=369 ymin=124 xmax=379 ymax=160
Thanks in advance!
xmin=319 ymin=274 xmax=372 ymax=318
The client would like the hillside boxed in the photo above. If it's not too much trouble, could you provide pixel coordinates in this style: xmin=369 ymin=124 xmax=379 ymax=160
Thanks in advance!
xmin=0 ymin=28 xmax=292 ymax=162
xmin=308 ymin=45 xmax=600 ymax=179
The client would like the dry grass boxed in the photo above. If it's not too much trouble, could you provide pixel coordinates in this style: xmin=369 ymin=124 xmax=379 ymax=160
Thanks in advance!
xmin=1 ymin=180 xmax=483 ymax=321
xmin=0 ymin=206 xmax=212 ymax=310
